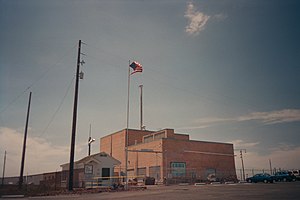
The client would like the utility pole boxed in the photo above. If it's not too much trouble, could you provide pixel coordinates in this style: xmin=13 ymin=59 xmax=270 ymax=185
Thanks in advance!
xmin=19 ymin=92 xmax=32 ymax=189
xmin=269 ymin=159 xmax=272 ymax=175
xmin=240 ymin=149 xmax=246 ymax=181
xmin=139 ymin=85 xmax=143 ymax=130
xmin=88 ymin=124 xmax=95 ymax=156
xmin=68 ymin=40 xmax=84 ymax=191
xmin=88 ymin=124 xmax=91 ymax=156
xmin=2 ymin=150 xmax=6 ymax=186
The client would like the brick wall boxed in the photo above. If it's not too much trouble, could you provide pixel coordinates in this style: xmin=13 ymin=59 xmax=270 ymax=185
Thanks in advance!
xmin=100 ymin=129 xmax=236 ymax=182
xmin=162 ymin=139 xmax=236 ymax=180
xmin=100 ymin=129 xmax=154 ymax=174
xmin=127 ymin=129 xmax=154 ymax=146
xmin=173 ymin=133 xmax=189 ymax=140
xmin=101 ymin=130 xmax=126 ymax=166
xmin=128 ymin=140 xmax=163 ymax=177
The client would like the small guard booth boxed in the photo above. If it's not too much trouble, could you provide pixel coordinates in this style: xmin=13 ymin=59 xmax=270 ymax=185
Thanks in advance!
xmin=60 ymin=152 xmax=121 ymax=188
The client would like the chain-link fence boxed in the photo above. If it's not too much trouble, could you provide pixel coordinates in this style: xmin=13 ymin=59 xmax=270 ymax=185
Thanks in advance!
xmin=114 ymin=167 xmax=238 ymax=184
xmin=236 ymin=168 xmax=297 ymax=181
xmin=163 ymin=168 xmax=237 ymax=184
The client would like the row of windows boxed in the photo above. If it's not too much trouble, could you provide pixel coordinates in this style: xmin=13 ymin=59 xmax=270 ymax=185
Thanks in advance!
xmin=171 ymin=162 xmax=186 ymax=168
xmin=171 ymin=162 xmax=186 ymax=177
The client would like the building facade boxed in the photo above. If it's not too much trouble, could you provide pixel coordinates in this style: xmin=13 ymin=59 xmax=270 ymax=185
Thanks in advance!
xmin=100 ymin=128 xmax=236 ymax=183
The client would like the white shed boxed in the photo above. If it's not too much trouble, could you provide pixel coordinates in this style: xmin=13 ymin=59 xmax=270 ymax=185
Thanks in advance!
xmin=60 ymin=152 xmax=120 ymax=188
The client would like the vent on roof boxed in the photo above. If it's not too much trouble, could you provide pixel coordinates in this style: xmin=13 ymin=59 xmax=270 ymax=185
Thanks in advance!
xmin=100 ymin=152 xmax=107 ymax=157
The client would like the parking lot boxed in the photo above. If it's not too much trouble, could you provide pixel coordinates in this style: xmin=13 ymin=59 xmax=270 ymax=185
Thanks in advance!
xmin=1 ymin=182 xmax=299 ymax=200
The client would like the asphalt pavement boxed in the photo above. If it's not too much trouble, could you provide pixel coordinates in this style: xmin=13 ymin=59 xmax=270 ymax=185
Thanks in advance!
xmin=1 ymin=181 xmax=299 ymax=200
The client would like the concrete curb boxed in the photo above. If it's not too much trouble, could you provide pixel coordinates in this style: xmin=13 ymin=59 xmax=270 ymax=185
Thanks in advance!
xmin=1 ymin=195 xmax=25 ymax=198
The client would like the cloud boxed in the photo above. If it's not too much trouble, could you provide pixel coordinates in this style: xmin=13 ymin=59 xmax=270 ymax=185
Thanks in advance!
xmin=229 ymin=139 xmax=260 ymax=148
xmin=179 ymin=109 xmax=300 ymax=130
xmin=176 ymin=125 xmax=212 ymax=130
xmin=238 ymin=109 xmax=300 ymax=124
xmin=195 ymin=117 xmax=232 ymax=124
xmin=0 ymin=127 xmax=87 ymax=177
xmin=184 ymin=2 xmax=210 ymax=36
xmin=176 ymin=117 xmax=232 ymax=131
xmin=213 ymin=13 xmax=227 ymax=21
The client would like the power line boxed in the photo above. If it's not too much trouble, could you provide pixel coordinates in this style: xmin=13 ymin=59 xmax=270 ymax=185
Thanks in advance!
xmin=0 ymin=87 xmax=30 ymax=116
xmin=86 ymin=50 xmax=127 ymax=72
xmin=0 ymin=43 xmax=77 ymax=116
xmin=38 ymin=76 xmax=75 ymax=137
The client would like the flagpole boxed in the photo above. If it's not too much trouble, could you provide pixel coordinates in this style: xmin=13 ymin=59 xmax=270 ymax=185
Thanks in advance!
xmin=125 ymin=60 xmax=130 ymax=190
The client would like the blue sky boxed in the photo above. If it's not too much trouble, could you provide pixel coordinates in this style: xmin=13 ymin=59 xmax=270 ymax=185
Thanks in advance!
xmin=0 ymin=0 xmax=300 ymax=176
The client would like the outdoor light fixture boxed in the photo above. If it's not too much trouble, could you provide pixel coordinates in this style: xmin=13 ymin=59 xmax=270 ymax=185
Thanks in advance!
xmin=88 ymin=138 xmax=95 ymax=144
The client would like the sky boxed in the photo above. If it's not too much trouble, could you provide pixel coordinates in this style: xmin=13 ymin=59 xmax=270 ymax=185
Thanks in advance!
xmin=0 ymin=0 xmax=300 ymax=177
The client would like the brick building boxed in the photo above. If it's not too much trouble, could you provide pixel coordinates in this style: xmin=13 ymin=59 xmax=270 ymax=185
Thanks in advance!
xmin=100 ymin=128 xmax=236 ymax=183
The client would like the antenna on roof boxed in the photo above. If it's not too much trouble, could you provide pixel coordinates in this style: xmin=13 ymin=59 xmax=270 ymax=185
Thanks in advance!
xmin=139 ymin=85 xmax=144 ymax=130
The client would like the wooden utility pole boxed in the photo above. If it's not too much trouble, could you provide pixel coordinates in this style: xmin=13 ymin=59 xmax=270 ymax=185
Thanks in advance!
xmin=269 ymin=159 xmax=273 ymax=175
xmin=19 ymin=92 xmax=32 ymax=189
xmin=68 ymin=40 xmax=82 ymax=191
xmin=2 ymin=150 xmax=6 ymax=186
xmin=240 ymin=149 xmax=246 ymax=181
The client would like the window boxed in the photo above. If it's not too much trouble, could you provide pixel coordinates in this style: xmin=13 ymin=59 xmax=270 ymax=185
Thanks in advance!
xmin=137 ymin=167 xmax=146 ymax=176
xmin=149 ymin=166 xmax=161 ymax=180
xmin=102 ymin=168 xmax=110 ymax=180
xmin=62 ymin=171 xmax=67 ymax=181
xmin=171 ymin=162 xmax=186 ymax=177
xmin=84 ymin=165 xmax=93 ymax=174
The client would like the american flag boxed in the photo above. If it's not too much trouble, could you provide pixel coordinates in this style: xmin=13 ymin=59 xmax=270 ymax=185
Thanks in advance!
xmin=129 ymin=61 xmax=143 ymax=75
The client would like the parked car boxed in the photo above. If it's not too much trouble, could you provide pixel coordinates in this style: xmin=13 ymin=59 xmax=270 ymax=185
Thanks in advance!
xmin=207 ymin=173 xmax=217 ymax=182
xmin=273 ymin=171 xmax=296 ymax=182
xmin=292 ymin=170 xmax=300 ymax=181
xmin=246 ymin=173 xmax=274 ymax=183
